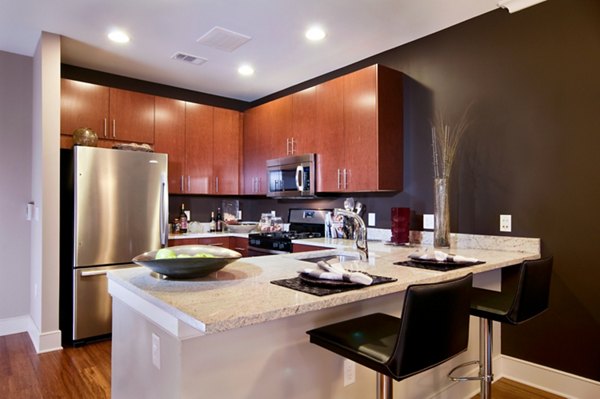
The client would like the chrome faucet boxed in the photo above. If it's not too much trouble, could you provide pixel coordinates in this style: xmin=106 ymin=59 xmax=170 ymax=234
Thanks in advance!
xmin=334 ymin=208 xmax=369 ymax=261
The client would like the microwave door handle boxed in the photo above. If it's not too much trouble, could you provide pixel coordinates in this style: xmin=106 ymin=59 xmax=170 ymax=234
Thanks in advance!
xmin=296 ymin=165 xmax=304 ymax=192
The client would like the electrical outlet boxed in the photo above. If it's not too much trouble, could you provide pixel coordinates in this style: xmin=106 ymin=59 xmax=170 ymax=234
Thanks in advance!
xmin=343 ymin=359 xmax=355 ymax=386
xmin=152 ymin=333 xmax=161 ymax=369
xmin=500 ymin=214 xmax=512 ymax=232
xmin=368 ymin=213 xmax=376 ymax=226
xmin=423 ymin=214 xmax=434 ymax=230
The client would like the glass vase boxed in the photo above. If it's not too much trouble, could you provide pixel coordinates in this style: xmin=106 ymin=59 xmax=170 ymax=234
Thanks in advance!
xmin=434 ymin=177 xmax=450 ymax=248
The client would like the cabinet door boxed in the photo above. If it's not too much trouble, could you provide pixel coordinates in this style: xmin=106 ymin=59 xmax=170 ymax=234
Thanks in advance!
xmin=197 ymin=236 xmax=231 ymax=248
xmin=343 ymin=65 xmax=378 ymax=191
xmin=292 ymin=87 xmax=317 ymax=155
xmin=185 ymin=103 xmax=214 ymax=194
xmin=109 ymin=88 xmax=155 ymax=144
xmin=315 ymin=78 xmax=345 ymax=192
xmin=229 ymin=236 xmax=248 ymax=257
xmin=267 ymin=96 xmax=293 ymax=158
xmin=242 ymin=105 xmax=269 ymax=194
xmin=213 ymin=108 xmax=241 ymax=195
xmin=154 ymin=97 xmax=186 ymax=194
xmin=61 ymin=79 xmax=109 ymax=138
xmin=168 ymin=238 xmax=199 ymax=246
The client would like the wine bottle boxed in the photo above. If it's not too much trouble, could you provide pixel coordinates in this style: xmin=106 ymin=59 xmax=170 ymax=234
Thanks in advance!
xmin=209 ymin=211 xmax=216 ymax=232
xmin=216 ymin=207 xmax=223 ymax=232
xmin=179 ymin=203 xmax=188 ymax=233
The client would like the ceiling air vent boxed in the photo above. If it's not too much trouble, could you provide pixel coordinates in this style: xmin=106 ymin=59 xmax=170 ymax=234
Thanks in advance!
xmin=196 ymin=26 xmax=251 ymax=52
xmin=171 ymin=52 xmax=207 ymax=65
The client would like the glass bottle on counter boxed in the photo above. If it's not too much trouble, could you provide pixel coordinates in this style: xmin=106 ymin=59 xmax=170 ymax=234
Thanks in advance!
xmin=216 ymin=207 xmax=223 ymax=232
xmin=179 ymin=203 xmax=188 ymax=233
xmin=209 ymin=211 xmax=216 ymax=232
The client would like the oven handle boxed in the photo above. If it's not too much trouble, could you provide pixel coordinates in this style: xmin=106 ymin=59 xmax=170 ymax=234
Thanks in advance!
xmin=296 ymin=165 xmax=304 ymax=192
xmin=247 ymin=246 xmax=289 ymax=255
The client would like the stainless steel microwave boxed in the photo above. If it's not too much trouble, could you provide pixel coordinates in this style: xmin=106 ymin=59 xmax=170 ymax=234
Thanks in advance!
xmin=266 ymin=153 xmax=316 ymax=198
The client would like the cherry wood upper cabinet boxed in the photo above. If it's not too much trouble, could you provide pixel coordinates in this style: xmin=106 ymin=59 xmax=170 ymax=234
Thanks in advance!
xmin=154 ymin=97 xmax=186 ymax=194
xmin=109 ymin=88 xmax=155 ymax=144
xmin=213 ymin=107 xmax=241 ymax=195
xmin=185 ymin=103 xmax=214 ymax=194
xmin=61 ymin=79 xmax=109 ymax=138
xmin=242 ymin=104 xmax=270 ymax=195
xmin=61 ymin=79 xmax=155 ymax=148
xmin=292 ymin=86 xmax=317 ymax=155
xmin=267 ymin=96 xmax=293 ymax=158
xmin=319 ymin=64 xmax=403 ymax=192
xmin=315 ymin=78 xmax=345 ymax=192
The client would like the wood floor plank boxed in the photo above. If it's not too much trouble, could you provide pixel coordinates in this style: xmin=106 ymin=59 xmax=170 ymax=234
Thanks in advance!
xmin=1 ymin=332 xmax=566 ymax=399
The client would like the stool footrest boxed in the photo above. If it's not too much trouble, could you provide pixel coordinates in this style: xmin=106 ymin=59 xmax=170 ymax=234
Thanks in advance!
xmin=448 ymin=360 xmax=486 ymax=382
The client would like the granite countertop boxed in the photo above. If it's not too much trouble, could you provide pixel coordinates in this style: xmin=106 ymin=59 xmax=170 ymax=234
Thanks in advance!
xmin=108 ymin=234 xmax=540 ymax=337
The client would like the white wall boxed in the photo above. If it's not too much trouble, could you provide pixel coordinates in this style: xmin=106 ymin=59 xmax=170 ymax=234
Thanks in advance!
xmin=29 ymin=32 xmax=62 ymax=352
xmin=0 ymin=50 xmax=33 ymax=333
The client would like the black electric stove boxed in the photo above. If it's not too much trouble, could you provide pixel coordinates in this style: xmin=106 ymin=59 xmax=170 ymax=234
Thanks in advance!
xmin=247 ymin=209 xmax=330 ymax=255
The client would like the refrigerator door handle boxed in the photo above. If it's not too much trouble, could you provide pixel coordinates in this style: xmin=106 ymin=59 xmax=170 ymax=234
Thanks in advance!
xmin=160 ymin=173 xmax=169 ymax=247
xmin=81 ymin=270 xmax=108 ymax=277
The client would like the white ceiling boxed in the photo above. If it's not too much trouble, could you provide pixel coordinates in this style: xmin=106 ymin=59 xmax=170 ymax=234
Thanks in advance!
xmin=0 ymin=0 xmax=501 ymax=102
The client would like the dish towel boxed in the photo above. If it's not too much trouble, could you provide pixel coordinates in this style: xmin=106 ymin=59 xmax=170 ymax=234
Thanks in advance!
xmin=409 ymin=250 xmax=480 ymax=264
xmin=299 ymin=261 xmax=373 ymax=285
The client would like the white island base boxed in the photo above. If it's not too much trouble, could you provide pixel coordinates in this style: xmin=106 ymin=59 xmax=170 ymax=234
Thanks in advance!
xmin=109 ymin=236 xmax=540 ymax=399
xmin=110 ymin=276 xmax=500 ymax=399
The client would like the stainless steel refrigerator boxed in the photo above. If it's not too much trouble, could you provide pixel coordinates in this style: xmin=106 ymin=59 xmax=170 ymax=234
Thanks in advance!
xmin=60 ymin=146 xmax=168 ymax=344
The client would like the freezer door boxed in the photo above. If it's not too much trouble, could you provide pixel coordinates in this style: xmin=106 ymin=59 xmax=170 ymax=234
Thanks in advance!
xmin=74 ymin=147 xmax=168 ymax=267
xmin=73 ymin=265 xmax=135 ymax=341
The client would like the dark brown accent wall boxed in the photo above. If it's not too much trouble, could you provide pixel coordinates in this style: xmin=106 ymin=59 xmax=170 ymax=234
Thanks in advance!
xmin=191 ymin=0 xmax=600 ymax=380
xmin=71 ymin=0 xmax=600 ymax=381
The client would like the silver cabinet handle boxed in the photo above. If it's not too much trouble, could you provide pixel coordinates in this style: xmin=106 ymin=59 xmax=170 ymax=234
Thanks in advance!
xmin=180 ymin=175 xmax=184 ymax=192
xmin=343 ymin=169 xmax=348 ymax=190
xmin=112 ymin=119 xmax=116 ymax=138
xmin=103 ymin=118 xmax=108 ymax=138
xmin=292 ymin=137 xmax=297 ymax=155
xmin=81 ymin=270 xmax=108 ymax=277
xmin=187 ymin=176 xmax=191 ymax=192
xmin=215 ymin=176 xmax=219 ymax=193
xmin=337 ymin=169 xmax=341 ymax=190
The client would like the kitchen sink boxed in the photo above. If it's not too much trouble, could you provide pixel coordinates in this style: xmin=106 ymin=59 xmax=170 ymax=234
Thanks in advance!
xmin=297 ymin=254 xmax=360 ymax=264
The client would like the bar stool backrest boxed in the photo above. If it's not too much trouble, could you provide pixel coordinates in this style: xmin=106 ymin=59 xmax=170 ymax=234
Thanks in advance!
xmin=507 ymin=257 xmax=553 ymax=324
xmin=387 ymin=273 xmax=473 ymax=380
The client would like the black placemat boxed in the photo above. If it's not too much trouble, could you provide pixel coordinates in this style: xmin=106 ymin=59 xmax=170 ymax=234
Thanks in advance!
xmin=271 ymin=273 xmax=397 ymax=296
xmin=394 ymin=260 xmax=485 ymax=272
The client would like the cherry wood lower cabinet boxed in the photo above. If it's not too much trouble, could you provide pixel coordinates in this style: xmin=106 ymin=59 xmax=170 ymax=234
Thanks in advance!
xmin=168 ymin=238 xmax=199 ymax=246
xmin=292 ymin=243 xmax=332 ymax=253
xmin=229 ymin=237 xmax=249 ymax=257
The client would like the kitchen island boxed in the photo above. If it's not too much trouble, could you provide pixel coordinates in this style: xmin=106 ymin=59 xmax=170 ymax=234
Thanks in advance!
xmin=108 ymin=235 xmax=539 ymax=399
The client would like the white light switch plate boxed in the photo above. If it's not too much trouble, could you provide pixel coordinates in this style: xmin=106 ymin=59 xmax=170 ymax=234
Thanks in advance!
xmin=423 ymin=214 xmax=434 ymax=230
xmin=500 ymin=214 xmax=512 ymax=232
xmin=368 ymin=213 xmax=376 ymax=226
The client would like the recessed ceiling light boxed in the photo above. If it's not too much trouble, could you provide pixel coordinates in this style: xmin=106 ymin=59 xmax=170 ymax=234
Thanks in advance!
xmin=108 ymin=29 xmax=130 ymax=44
xmin=305 ymin=26 xmax=326 ymax=41
xmin=238 ymin=64 xmax=254 ymax=76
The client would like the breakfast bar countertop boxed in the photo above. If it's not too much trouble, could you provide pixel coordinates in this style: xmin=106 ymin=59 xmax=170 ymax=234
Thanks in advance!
xmin=107 ymin=234 xmax=540 ymax=337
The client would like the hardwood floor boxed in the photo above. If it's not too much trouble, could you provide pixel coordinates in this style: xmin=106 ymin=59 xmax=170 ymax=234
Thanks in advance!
xmin=0 ymin=333 xmax=111 ymax=399
xmin=0 ymin=332 xmax=564 ymax=399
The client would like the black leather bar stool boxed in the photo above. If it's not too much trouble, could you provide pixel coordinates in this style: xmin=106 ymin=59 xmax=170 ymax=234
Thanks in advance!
xmin=307 ymin=273 xmax=473 ymax=399
xmin=449 ymin=257 xmax=553 ymax=399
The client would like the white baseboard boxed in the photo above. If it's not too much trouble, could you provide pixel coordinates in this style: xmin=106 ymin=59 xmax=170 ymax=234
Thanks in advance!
xmin=0 ymin=315 xmax=31 ymax=336
xmin=498 ymin=355 xmax=600 ymax=399
xmin=26 ymin=318 xmax=62 ymax=353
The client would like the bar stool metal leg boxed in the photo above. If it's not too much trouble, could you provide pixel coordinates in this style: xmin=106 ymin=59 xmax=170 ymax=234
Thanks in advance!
xmin=376 ymin=373 xmax=393 ymax=399
xmin=480 ymin=317 xmax=493 ymax=399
